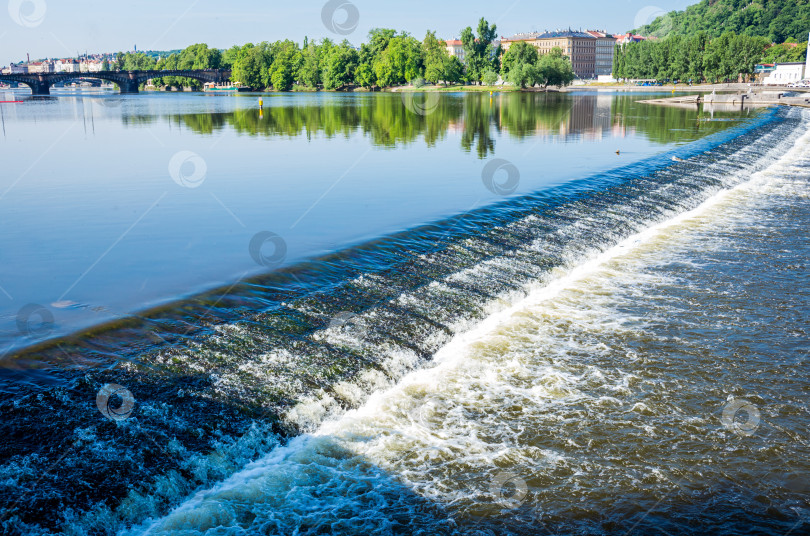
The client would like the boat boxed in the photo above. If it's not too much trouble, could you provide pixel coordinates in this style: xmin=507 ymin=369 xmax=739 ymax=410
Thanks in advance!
xmin=203 ymin=83 xmax=250 ymax=93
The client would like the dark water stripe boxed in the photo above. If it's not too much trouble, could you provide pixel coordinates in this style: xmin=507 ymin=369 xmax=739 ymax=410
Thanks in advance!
xmin=0 ymin=106 xmax=805 ymax=535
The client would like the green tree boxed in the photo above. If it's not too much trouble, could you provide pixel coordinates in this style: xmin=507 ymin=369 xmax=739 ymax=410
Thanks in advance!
xmin=461 ymin=17 xmax=499 ymax=84
xmin=222 ymin=45 xmax=241 ymax=69
xmin=387 ymin=35 xmax=424 ymax=84
xmin=442 ymin=56 xmax=464 ymax=86
xmin=423 ymin=31 xmax=449 ymax=85
xmin=177 ymin=43 xmax=222 ymax=70
xmin=538 ymin=48 xmax=575 ymax=88
xmin=322 ymin=40 xmax=359 ymax=90
xmin=762 ymin=40 xmax=809 ymax=63
xmin=373 ymin=51 xmax=396 ymax=87
xmin=298 ymin=41 xmax=324 ymax=88
xmin=686 ymin=32 xmax=709 ymax=82
xmin=500 ymin=41 xmax=539 ymax=84
xmin=356 ymin=28 xmax=397 ymax=88
xmin=231 ymin=43 xmax=273 ymax=89
xmin=122 ymin=52 xmax=157 ymax=71
xmin=482 ymin=69 xmax=498 ymax=85
xmin=269 ymin=40 xmax=300 ymax=91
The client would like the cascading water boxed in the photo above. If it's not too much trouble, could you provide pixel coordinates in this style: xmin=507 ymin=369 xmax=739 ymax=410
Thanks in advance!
xmin=1 ymin=106 xmax=808 ymax=536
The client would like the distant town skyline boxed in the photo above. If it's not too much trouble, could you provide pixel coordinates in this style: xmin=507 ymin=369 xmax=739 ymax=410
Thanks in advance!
xmin=1 ymin=0 xmax=697 ymax=65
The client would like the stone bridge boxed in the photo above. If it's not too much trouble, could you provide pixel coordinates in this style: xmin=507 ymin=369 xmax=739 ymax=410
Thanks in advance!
xmin=0 ymin=69 xmax=232 ymax=95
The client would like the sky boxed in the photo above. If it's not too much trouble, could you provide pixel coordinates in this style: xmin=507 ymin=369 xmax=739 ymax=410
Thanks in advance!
xmin=1 ymin=0 xmax=697 ymax=64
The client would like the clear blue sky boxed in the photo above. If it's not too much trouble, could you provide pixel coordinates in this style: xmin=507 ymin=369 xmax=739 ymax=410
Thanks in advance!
xmin=1 ymin=0 xmax=697 ymax=64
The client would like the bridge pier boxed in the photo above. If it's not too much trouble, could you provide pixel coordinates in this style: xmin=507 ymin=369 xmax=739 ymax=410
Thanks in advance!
xmin=30 ymin=81 xmax=51 ymax=96
xmin=119 ymin=79 xmax=140 ymax=94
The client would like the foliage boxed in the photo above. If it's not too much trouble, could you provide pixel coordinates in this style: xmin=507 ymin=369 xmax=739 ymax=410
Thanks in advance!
xmin=461 ymin=18 xmax=500 ymax=84
xmin=121 ymin=52 xmax=157 ymax=70
xmin=537 ymin=48 xmax=575 ymax=88
xmin=500 ymin=42 xmax=574 ymax=89
xmin=762 ymin=41 xmax=809 ymax=63
xmin=322 ymin=40 xmax=358 ymax=90
xmin=614 ymin=31 xmax=771 ymax=83
xmin=634 ymin=0 xmax=810 ymax=43
xmin=140 ymin=17 xmax=571 ymax=91
xmin=501 ymin=42 xmax=538 ymax=88
xmin=153 ymin=43 xmax=223 ymax=89
xmin=442 ymin=56 xmax=464 ymax=86
xmin=481 ymin=69 xmax=498 ymax=86
xmin=422 ymin=31 xmax=448 ymax=85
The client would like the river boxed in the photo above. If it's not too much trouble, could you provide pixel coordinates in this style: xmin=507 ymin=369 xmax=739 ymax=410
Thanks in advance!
xmin=0 ymin=90 xmax=807 ymax=535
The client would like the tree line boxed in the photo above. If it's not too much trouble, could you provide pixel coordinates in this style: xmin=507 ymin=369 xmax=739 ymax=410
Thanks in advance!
xmin=612 ymin=31 xmax=806 ymax=83
xmin=110 ymin=18 xmax=577 ymax=91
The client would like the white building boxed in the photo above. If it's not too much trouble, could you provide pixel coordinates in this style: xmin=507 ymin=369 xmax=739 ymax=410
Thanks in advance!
xmin=55 ymin=59 xmax=79 ymax=73
xmin=445 ymin=40 xmax=465 ymax=63
xmin=806 ymin=32 xmax=810 ymax=79
xmin=762 ymin=62 xmax=806 ymax=85
xmin=2 ymin=63 xmax=28 ymax=74
xmin=586 ymin=30 xmax=616 ymax=77
xmin=80 ymin=60 xmax=104 ymax=73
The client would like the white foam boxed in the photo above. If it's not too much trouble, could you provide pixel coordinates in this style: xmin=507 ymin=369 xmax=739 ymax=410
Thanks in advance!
xmin=131 ymin=111 xmax=810 ymax=535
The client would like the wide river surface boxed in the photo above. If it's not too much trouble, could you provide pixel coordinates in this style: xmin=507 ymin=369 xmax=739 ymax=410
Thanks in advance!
xmin=0 ymin=90 xmax=807 ymax=536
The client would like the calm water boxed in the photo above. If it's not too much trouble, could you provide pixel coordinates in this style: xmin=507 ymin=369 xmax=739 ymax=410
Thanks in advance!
xmin=0 ymin=90 xmax=755 ymax=353
xmin=0 ymin=91 xmax=807 ymax=536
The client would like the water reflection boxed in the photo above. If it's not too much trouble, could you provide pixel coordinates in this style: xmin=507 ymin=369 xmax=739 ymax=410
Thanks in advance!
xmin=0 ymin=90 xmax=762 ymax=357
xmin=149 ymin=93 xmax=752 ymax=158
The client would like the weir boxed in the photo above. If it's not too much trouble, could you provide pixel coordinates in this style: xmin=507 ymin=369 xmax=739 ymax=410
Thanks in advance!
xmin=641 ymin=91 xmax=810 ymax=108
xmin=2 ymin=106 xmax=808 ymax=534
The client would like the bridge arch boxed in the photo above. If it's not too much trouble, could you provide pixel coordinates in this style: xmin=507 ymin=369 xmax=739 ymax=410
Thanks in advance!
xmin=0 ymin=70 xmax=231 ymax=95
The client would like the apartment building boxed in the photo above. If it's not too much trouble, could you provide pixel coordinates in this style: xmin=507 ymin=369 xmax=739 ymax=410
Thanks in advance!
xmin=501 ymin=30 xmax=598 ymax=79
xmin=55 ymin=59 xmax=79 ymax=73
xmin=586 ymin=30 xmax=616 ymax=77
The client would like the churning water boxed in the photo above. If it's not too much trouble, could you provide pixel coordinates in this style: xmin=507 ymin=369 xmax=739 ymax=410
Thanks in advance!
xmin=1 ymin=97 xmax=808 ymax=535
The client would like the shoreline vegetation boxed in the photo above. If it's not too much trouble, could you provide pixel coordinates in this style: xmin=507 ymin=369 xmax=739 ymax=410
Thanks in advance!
xmin=133 ymin=81 xmax=809 ymax=94
xmin=97 ymin=9 xmax=805 ymax=94
xmin=117 ymin=18 xmax=577 ymax=93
